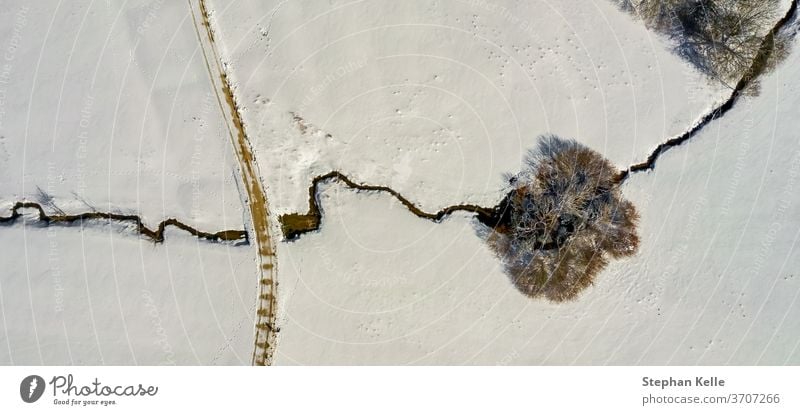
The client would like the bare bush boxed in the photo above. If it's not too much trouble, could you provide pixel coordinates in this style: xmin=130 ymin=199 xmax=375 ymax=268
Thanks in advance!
xmin=618 ymin=0 xmax=788 ymax=88
xmin=488 ymin=136 xmax=639 ymax=302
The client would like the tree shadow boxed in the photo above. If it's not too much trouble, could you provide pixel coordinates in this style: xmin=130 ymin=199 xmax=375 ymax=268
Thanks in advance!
xmin=614 ymin=0 xmax=790 ymax=91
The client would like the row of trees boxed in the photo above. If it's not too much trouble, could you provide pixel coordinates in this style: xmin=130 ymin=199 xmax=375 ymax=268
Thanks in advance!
xmin=617 ymin=0 xmax=789 ymax=89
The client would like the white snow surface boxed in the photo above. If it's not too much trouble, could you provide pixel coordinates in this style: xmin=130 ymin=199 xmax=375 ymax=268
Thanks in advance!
xmin=0 ymin=0 xmax=245 ymax=231
xmin=272 ymin=31 xmax=800 ymax=364
xmin=1 ymin=0 xmax=798 ymax=366
xmin=0 ymin=221 xmax=256 ymax=365
xmin=0 ymin=1 xmax=259 ymax=365
xmin=207 ymin=0 xmax=728 ymax=216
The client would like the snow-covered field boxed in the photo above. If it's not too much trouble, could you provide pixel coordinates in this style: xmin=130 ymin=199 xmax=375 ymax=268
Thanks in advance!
xmin=0 ymin=0 xmax=245 ymax=231
xmin=0 ymin=221 xmax=256 ymax=365
xmin=272 ymin=41 xmax=800 ymax=364
xmin=0 ymin=0 xmax=259 ymax=365
xmin=201 ymin=0 xmax=800 ymax=364
xmin=1 ymin=0 xmax=798 ymax=366
xmin=207 ymin=0 xmax=728 ymax=215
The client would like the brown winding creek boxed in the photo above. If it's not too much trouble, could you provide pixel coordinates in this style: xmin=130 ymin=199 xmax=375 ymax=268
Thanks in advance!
xmin=0 ymin=0 xmax=793 ymax=365
xmin=0 ymin=201 xmax=247 ymax=242
xmin=280 ymin=0 xmax=798 ymax=240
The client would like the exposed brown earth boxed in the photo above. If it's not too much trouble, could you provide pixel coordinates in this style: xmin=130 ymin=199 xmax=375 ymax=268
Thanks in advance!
xmin=190 ymin=0 xmax=278 ymax=366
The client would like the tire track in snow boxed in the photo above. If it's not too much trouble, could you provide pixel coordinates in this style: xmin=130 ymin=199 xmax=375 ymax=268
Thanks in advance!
xmin=190 ymin=0 xmax=278 ymax=366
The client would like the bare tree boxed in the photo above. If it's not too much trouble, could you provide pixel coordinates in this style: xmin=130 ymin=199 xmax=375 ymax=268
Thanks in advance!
xmin=618 ymin=0 xmax=788 ymax=88
xmin=488 ymin=136 xmax=639 ymax=302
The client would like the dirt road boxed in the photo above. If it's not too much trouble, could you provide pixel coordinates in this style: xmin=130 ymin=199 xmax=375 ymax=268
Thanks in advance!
xmin=189 ymin=0 xmax=278 ymax=366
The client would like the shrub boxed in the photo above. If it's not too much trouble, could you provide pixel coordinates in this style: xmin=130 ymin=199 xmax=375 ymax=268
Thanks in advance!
xmin=488 ymin=135 xmax=639 ymax=301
